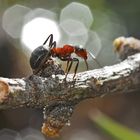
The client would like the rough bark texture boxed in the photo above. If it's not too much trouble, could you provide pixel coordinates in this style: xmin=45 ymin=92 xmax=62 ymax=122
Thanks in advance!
xmin=0 ymin=36 xmax=140 ymax=137
xmin=0 ymin=53 xmax=140 ymax=110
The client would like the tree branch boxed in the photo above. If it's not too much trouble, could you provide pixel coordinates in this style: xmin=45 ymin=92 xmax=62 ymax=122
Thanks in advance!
xmin=0 ymin=36 xmax=140 ymax=137
xmin=0 ymin=53 xmax=140 ymax=108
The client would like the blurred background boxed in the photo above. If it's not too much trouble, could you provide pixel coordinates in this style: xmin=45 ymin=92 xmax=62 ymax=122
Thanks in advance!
xmin=0 ymin=0 xmax=140 ymax=140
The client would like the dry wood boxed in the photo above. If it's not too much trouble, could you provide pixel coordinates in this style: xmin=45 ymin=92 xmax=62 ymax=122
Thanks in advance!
xmin=0 ymin=36 xmax=140 ymax=137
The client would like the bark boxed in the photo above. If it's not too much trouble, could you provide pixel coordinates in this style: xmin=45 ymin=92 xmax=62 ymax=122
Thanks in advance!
xmin=0 ymin=36 xmax=140 ymax=137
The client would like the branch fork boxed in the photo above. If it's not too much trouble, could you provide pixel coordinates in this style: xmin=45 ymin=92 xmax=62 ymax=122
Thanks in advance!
xmin=0 ymin=37 xmax=140 ymax=137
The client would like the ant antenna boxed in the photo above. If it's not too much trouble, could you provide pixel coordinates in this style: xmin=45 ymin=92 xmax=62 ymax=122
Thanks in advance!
xmin=84 ymin=59 xmax=89 ymax=70
xmin=88 ymin=51 xmax=102 ymax=67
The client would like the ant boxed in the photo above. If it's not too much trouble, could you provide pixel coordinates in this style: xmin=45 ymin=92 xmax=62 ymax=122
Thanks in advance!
xmin=30 ymin=34 xmax=101 ymax=79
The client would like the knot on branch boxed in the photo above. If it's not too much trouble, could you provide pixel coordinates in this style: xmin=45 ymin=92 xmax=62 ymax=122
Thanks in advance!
xmin=113 ymin=36 xmax=140 ymax=60
xmin=0 ymin=79 xmax=10 ymax=103
xmin=42 ymin=103 xmax=74 ymax=137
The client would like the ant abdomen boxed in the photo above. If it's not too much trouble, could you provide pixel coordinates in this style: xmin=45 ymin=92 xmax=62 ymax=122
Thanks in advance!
xmin=30 ymin=46 xmax=50 ymax=70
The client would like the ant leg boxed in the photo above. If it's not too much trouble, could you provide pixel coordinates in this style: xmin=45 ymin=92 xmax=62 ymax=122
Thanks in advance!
xmin=51 ymin=41 xmax=56 ymax=48
xmin=84 ymin=59 xmax=88 ymax=70
xmin=65 ymin=60 xmax=70 ymax=73
xmin=43 ymin=34 xmax=56 ymax=50
xmin=43 ymin=34 xmax=53 ymax=46
xmin=65 ymin=61 xmax=73 ymax=79
xmin=59 ymin=57 xmax=73 ymax=79
xmin=64 ymin=58 xmax=79 ymax=79
xmin=72 ymin=58 xmax=79 ymax=79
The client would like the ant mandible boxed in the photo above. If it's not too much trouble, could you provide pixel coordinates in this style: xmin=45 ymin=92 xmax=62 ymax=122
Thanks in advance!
xmin=30 ymin=34 xmax=101 ymax=79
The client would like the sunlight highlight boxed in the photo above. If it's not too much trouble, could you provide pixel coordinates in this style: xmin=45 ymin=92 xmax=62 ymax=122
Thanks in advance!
xmin=21 ymin=17 xmax=60 ymax=51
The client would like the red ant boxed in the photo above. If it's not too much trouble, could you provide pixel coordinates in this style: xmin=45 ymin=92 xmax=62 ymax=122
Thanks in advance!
xmin=30 ymin=34 xmax=101 ymax=78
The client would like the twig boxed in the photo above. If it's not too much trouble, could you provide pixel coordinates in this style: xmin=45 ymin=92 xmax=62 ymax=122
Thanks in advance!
xmin=0 ymin=36 xmax=140 ymax=137
xmin=0 ymin=53 xmax=140 ymax=109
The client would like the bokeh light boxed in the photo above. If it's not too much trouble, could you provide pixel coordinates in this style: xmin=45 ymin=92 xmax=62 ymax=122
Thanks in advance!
xmin=2 ymin=4 xmax=31 ymax=38
xmin=21 ymin=17 xmax=60 ymax=51
xmin=59 ymin=19 xmax=88 ymax=46
xmin=60 ymin=2 xmax=94 ymax=29
xmin=24 ymin=8 xmax=57 ymax=23
xmin=85 ymin=31 xmax=102 ymax=58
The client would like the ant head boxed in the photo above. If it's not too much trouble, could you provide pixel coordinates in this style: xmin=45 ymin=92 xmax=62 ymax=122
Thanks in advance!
xmin=74 ymin=45 xmax=85 ymax=52
xmin=74 ymin=45 xmax=87 ymax=60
